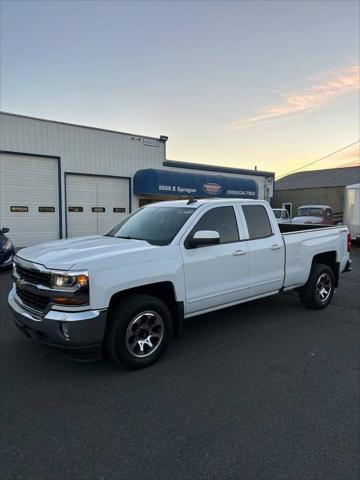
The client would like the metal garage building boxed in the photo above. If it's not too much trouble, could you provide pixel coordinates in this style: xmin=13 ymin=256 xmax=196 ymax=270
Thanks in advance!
xmin=0 ymin=112 xmax=274 ymax=247
xmin=272 ymin=166 xmax=360 ymax=221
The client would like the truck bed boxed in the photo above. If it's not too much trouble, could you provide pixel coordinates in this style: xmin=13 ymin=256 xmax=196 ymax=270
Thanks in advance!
xmin=279 ymin=223 xmax=337 ymax=234
xmin=280 ymin=223 xmax=349 ymax=289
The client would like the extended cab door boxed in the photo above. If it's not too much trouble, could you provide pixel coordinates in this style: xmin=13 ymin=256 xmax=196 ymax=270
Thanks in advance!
xmin=180 ymin=205 xmax=250 ymax=315
xmin=239 ymin=203 xmax=285 ymax=297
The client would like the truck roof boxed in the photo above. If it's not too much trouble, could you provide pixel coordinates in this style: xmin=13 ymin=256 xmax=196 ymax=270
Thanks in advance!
xmin=143 ymin=198 xmax=268 ymax=208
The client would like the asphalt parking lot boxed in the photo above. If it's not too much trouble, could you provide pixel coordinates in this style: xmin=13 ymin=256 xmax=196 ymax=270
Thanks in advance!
xmin=1 ymin=249 xmax=359 ymax=480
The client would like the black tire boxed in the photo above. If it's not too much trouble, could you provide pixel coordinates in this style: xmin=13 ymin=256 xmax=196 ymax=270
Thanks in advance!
xmin=299 ymin=263 xmax=335 ymax=310
xmin=105 ymin=294 xmax=172 ymax=369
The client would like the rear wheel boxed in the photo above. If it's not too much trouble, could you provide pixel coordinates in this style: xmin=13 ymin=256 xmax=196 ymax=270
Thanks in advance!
xmin=299 ymin=263 xmax=335 ymax=310
xmin=105 ymin=294 xmax=172 ymax=369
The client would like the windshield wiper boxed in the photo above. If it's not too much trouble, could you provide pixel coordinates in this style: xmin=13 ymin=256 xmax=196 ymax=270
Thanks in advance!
xmin=103 ymin=234 xmax=136 ymax=239
xmin=103 ymin=234 xmax=150 ymax=243
xmin=115 ymin=235 xmax=143 ymax=240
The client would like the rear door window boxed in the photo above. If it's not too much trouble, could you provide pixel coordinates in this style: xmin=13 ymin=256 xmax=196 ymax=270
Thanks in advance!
xmin=242 ymin=205 xmax=273 ymax=239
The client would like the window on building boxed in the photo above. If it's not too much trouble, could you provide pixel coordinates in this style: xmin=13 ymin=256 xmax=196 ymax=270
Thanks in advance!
xmin=92 ymin=207 xmax=105 ymax=213
xmin=113 ymin=207 xmax=126 ymax=213
xmin=188 ymin=206 xmax=239 ymax=245
xmin=38 ymin=207 xmax=55 ymax=213
xmin=68 ymin=207 xmax=83 ymax=212
xmin=10 ymin=206 xmax=28 ymax=212
xmin=242 ymin=205 xmax=273 ymax=239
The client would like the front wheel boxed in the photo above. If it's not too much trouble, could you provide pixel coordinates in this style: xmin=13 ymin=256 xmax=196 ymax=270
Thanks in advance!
xmin=105 ymin=294 xmax=172 ymax=369
xmin=299 ymin=263 xmax=335 ymax=310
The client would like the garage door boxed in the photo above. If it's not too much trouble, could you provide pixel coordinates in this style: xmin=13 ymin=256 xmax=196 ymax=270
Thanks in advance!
xmin=0 ymin=153 xmax=60 ymax=247
xmin=66 ymin=174 xmax=129 ymax=238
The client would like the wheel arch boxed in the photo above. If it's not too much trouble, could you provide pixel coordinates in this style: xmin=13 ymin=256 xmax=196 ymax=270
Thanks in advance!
xmin=311 ymin=251 xmax=339 ymax=287
xmin=108 ymin=282 xmax=184 ymax=337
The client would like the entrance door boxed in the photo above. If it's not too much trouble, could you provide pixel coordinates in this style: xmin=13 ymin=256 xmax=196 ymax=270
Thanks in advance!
xmin=282 ymin=203 xmax=292 ymax=218
xmin=181 ymin=205 xmax=250 ymax=315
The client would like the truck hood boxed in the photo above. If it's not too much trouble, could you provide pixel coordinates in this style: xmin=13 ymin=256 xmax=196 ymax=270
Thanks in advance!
xmin=292 ymin=216 xmax=323 ymax=224
xmin=16 ymin=235 xmax=155 ymax=270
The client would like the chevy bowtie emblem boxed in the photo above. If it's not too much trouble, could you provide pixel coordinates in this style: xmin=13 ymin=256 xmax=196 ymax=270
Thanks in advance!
xmin=16 ymin=279 xmax=26 ymax=289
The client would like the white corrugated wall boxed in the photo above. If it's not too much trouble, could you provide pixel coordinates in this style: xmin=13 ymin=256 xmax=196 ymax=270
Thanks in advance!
xmin=0 ymin=112 xmax=166 ymax=237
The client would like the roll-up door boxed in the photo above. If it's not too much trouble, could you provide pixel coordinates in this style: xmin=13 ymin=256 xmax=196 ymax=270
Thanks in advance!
xmin=0 ymin=153 xmax=60 ymax=247
xmin=66 ymin=174 xmax=129 ymax=237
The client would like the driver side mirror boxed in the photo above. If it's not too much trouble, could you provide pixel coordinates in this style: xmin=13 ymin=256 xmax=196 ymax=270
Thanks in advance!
xmin=189 ymin=230 xmax=220 ymax=248
xmin=1 ymin=227 xmax=10 ymax=234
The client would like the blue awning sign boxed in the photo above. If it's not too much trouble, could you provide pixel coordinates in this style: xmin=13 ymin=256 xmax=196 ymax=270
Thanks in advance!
xmin=133 ymin=169 xmax=258 ymax=199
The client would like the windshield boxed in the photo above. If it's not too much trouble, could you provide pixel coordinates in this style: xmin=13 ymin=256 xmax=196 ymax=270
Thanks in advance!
xmin=297 ymin=207 xmax=324 ymax=217
xmin=273 ymin=210 xmax=282 ymax=219
xmin=106 ymin=206 xmax=195 ymax=246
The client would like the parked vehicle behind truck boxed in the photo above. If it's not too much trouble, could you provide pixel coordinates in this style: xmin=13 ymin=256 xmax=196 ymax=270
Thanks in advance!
xmin=272 ymin=208 xmax=291 ymax=223
xmin=292 ymin=205 xmax=335 ymax=225
xmin=8 ymin=199 xmax=352 ymax=369
xmin=0 ymin=227 xmax=15 ymax=270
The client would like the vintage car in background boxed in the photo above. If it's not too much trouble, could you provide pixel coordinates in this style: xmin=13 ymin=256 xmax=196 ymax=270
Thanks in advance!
xmin=292 ymin=205 xmax=335 ymax=225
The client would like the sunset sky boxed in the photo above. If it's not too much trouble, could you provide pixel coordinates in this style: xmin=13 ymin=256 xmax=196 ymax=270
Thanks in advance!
xmin=1 ymin=0 xmax=359 ymax=177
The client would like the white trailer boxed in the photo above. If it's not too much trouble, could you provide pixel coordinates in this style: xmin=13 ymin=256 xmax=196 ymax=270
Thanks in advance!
xmin=344 ymin=184 xmax=360 ymax=243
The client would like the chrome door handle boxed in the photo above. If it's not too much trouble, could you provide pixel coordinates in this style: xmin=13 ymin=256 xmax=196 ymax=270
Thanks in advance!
xmin=232 ymin=249 xmax=247 ymax=256
xmin=271 ymin=244 xmax=282 ymax=250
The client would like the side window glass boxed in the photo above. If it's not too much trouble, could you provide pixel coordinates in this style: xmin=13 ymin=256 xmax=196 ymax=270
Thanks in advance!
xmin=242 ymin=205 xmax=273 ymax=239
xmin=190 ymin=206 xmax=239 ymax=244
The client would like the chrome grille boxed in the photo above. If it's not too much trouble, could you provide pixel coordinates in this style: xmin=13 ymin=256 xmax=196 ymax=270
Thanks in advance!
xmin=16 ymin=288 xmax=50 ymax=312
xmin=16 ymin=263 xmax=51 ymax=287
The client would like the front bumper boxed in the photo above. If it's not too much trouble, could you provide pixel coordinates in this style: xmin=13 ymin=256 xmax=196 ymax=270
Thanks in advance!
xmin=8 ymin=287 xmax=107 ymax=358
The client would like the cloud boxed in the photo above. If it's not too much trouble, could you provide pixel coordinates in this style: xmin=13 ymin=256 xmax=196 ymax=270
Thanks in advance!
xmin=230 ymin=65 xmax=360 ymax=129
xmin=336 ymin=144 xmax=360 ymax=167
xmin=338 ymin=145 xmax=360 ymax=160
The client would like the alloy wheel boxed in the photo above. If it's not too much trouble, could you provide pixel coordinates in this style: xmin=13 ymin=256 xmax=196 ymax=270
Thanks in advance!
xmin=316 ymin=273 xmax=332 ymax=303
xmin=125 ymin=311 xmax=164 ymax=358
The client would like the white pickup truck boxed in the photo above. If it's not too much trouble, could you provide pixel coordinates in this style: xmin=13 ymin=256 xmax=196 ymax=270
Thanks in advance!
xmin=8 ymin=199 xmax=352 ymax=369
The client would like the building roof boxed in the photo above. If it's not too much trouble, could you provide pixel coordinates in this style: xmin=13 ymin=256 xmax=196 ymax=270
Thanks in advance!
xmin=0 ymin=111 xmax=166 ymax=142
xmin=164 ymin=160 xmax=274 ymax=178
xmin=275 ymin=166 xmax=360 ymax=191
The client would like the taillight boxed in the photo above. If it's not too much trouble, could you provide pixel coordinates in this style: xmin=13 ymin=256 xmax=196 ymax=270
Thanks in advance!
xmin=347 ymin=233 xmax=352 ymax=252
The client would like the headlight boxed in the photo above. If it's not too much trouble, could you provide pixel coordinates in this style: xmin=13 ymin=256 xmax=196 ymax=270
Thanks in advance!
xmin=50 ymin=270 xmax=89 ymax=306
xmin=51 ymin=271 xmax=89 ymax=289
xmin=3 ymin=239 xmax=12 ymax=250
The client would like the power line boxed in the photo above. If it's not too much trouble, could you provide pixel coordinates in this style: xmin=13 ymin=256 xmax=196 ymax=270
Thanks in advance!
xmin=276 ymin=140 xmax=360 ymax=180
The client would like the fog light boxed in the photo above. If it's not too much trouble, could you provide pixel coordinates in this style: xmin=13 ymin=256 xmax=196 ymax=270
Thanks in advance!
xmin=61 ymin=322 xmax=70 ymax=341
